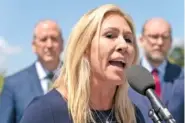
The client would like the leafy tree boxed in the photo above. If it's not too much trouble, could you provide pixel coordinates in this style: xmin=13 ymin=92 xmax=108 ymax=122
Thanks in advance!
xmin=168 ymin=45 xmax=184 ymax=67
xmin=0 ymin=74 xmax=4 ymax=93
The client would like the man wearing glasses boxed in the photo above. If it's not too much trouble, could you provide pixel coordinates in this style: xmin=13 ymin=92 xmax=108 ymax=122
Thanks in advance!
xmin=130 ymin=18 xmax=184 ymax=123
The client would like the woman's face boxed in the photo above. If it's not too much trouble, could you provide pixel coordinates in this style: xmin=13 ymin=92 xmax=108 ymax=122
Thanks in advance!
xmin=89 ymin=13 xmax=136 ymax=85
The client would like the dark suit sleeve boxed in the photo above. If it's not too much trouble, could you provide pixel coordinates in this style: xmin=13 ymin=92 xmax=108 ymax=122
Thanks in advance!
xmin=135 ymin=105 xmax=145 ymax=123
xmin=0 ymin=78 xmax=16 ymax=123
xmin=20 ymin=97 xmax=54 ymax=123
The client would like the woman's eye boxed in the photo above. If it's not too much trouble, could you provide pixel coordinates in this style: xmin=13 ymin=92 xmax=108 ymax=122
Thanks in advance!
xmin=124 ymin=35 xmax=134 ymax=43
xmin=124 ymin=38 xmax=133 ymax=43
xmin=105 ymin=33 xmax=116 ymax=39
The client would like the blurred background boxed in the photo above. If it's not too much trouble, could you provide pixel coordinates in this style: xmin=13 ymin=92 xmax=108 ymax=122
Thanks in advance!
xmin=0 ymin=0 xmax=184 ymax=92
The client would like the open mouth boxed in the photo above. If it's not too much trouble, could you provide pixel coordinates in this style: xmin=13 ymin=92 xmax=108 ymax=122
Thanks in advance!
xmin=109 ymin=60 xmax=126 ymax=69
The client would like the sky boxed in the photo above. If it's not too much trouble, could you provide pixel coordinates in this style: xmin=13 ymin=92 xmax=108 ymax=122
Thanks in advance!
xmin=0 ymin=0 xmax=184 ymax=76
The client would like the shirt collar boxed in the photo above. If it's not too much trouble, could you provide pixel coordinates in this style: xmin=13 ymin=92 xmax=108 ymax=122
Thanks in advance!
xmin=141 ymin=57 xmax=167 ymax=75
xmin=35 ymin=61 xmax=61 ymax=80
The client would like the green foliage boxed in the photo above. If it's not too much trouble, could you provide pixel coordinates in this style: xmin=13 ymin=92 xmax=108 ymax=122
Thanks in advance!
xmin=0 ymin=74 xmax=4 ymax=93
xmin=168 ymin=45 xmax=184 ymax=67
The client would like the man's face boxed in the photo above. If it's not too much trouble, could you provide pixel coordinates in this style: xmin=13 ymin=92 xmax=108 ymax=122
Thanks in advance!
xmin=140 ymin=19 xmax=172 ymax=63
xmin=32 ymin=21 xmax=63 ymax=64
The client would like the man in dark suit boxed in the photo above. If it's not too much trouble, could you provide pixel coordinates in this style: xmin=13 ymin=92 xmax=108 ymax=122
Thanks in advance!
xmin=129 ymin=18 xmax=184 ymax=123
xmin=0 ymin=20 xmax=64 ymax=123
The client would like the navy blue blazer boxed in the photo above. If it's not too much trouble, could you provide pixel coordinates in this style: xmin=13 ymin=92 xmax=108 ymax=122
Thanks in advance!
xmin=129 ymin=61 xmax=184 ymax=123
xmin=0 ymin=63 xmax=44 ymax=123
xmin=20 ymin=89 xmax=145 ymax=123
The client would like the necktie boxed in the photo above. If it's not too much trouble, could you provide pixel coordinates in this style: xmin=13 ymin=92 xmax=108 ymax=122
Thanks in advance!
xmin=151 ymin=69 xmax=161 ymax=97
xmin=47 ymin=72 xmax=54 ymax=80
xmin=46 ymin=72 xmax=54 ymax=91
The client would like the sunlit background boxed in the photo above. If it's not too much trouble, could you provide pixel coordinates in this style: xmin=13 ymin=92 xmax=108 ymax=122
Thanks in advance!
xmin=0 ymin=0 xmax=184 ymax=91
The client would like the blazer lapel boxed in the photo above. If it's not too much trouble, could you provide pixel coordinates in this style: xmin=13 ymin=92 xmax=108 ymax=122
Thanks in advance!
xmin=27 ymin=63 xmax=44 ymax=96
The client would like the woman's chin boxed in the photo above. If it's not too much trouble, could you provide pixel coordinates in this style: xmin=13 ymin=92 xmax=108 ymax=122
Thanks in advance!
xmin=107 ymin=76 xmax=125 ymax=85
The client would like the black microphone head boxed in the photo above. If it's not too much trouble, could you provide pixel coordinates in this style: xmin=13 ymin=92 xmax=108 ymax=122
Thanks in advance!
xmin=126 ymin=65 xmax=155 ymax=95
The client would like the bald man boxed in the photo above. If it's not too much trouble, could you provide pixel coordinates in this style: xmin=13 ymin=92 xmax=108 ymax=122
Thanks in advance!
xmin=0 ymin=20 xmax=64 ymax=123
xmin=129 ymin=18 xmax=184 ymax=123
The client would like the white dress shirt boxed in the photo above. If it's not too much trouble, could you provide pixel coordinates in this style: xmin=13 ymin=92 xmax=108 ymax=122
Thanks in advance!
xmin=141 ymin=57 xmax=167 ymax=83
xmin=35 ymin=61 xmax=61 ymax=94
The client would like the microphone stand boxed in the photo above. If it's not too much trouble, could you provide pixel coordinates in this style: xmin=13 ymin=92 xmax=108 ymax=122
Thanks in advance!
xmin=148 ymin=108 xmax=162 ymax=123
xmin=146 ymin=89 xmax=176 ymax=123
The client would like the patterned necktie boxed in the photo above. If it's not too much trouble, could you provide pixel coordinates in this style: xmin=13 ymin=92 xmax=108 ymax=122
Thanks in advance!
xmin=46 ymin=72 xmax=54 ymax=91
xmin=151 ymin=69 xmax=161 ymax=97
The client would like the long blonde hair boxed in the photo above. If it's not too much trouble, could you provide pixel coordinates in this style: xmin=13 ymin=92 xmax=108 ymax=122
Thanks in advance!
xmin=54 ymin=4 xmax=138 ymax=123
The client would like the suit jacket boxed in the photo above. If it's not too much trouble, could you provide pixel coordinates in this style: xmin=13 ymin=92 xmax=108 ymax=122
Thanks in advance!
xmin=129 ymin=61 xmax=184 ymax=123
xmin=0 ymin=63 xmax=44 ymax=123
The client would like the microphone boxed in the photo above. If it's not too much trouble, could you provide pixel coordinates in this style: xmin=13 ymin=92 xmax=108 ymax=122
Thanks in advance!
xmin=126 ymin=65 xmax=176 ymax=123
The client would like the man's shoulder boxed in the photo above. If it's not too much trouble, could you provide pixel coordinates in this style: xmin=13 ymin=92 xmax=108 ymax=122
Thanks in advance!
xmin=166 ymin=61 xmax=183 ymax=71
xmin=4 ymin=63 xmax=36 ymax=87
xmin=165 ymin=61 xmax=184 ymax=80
